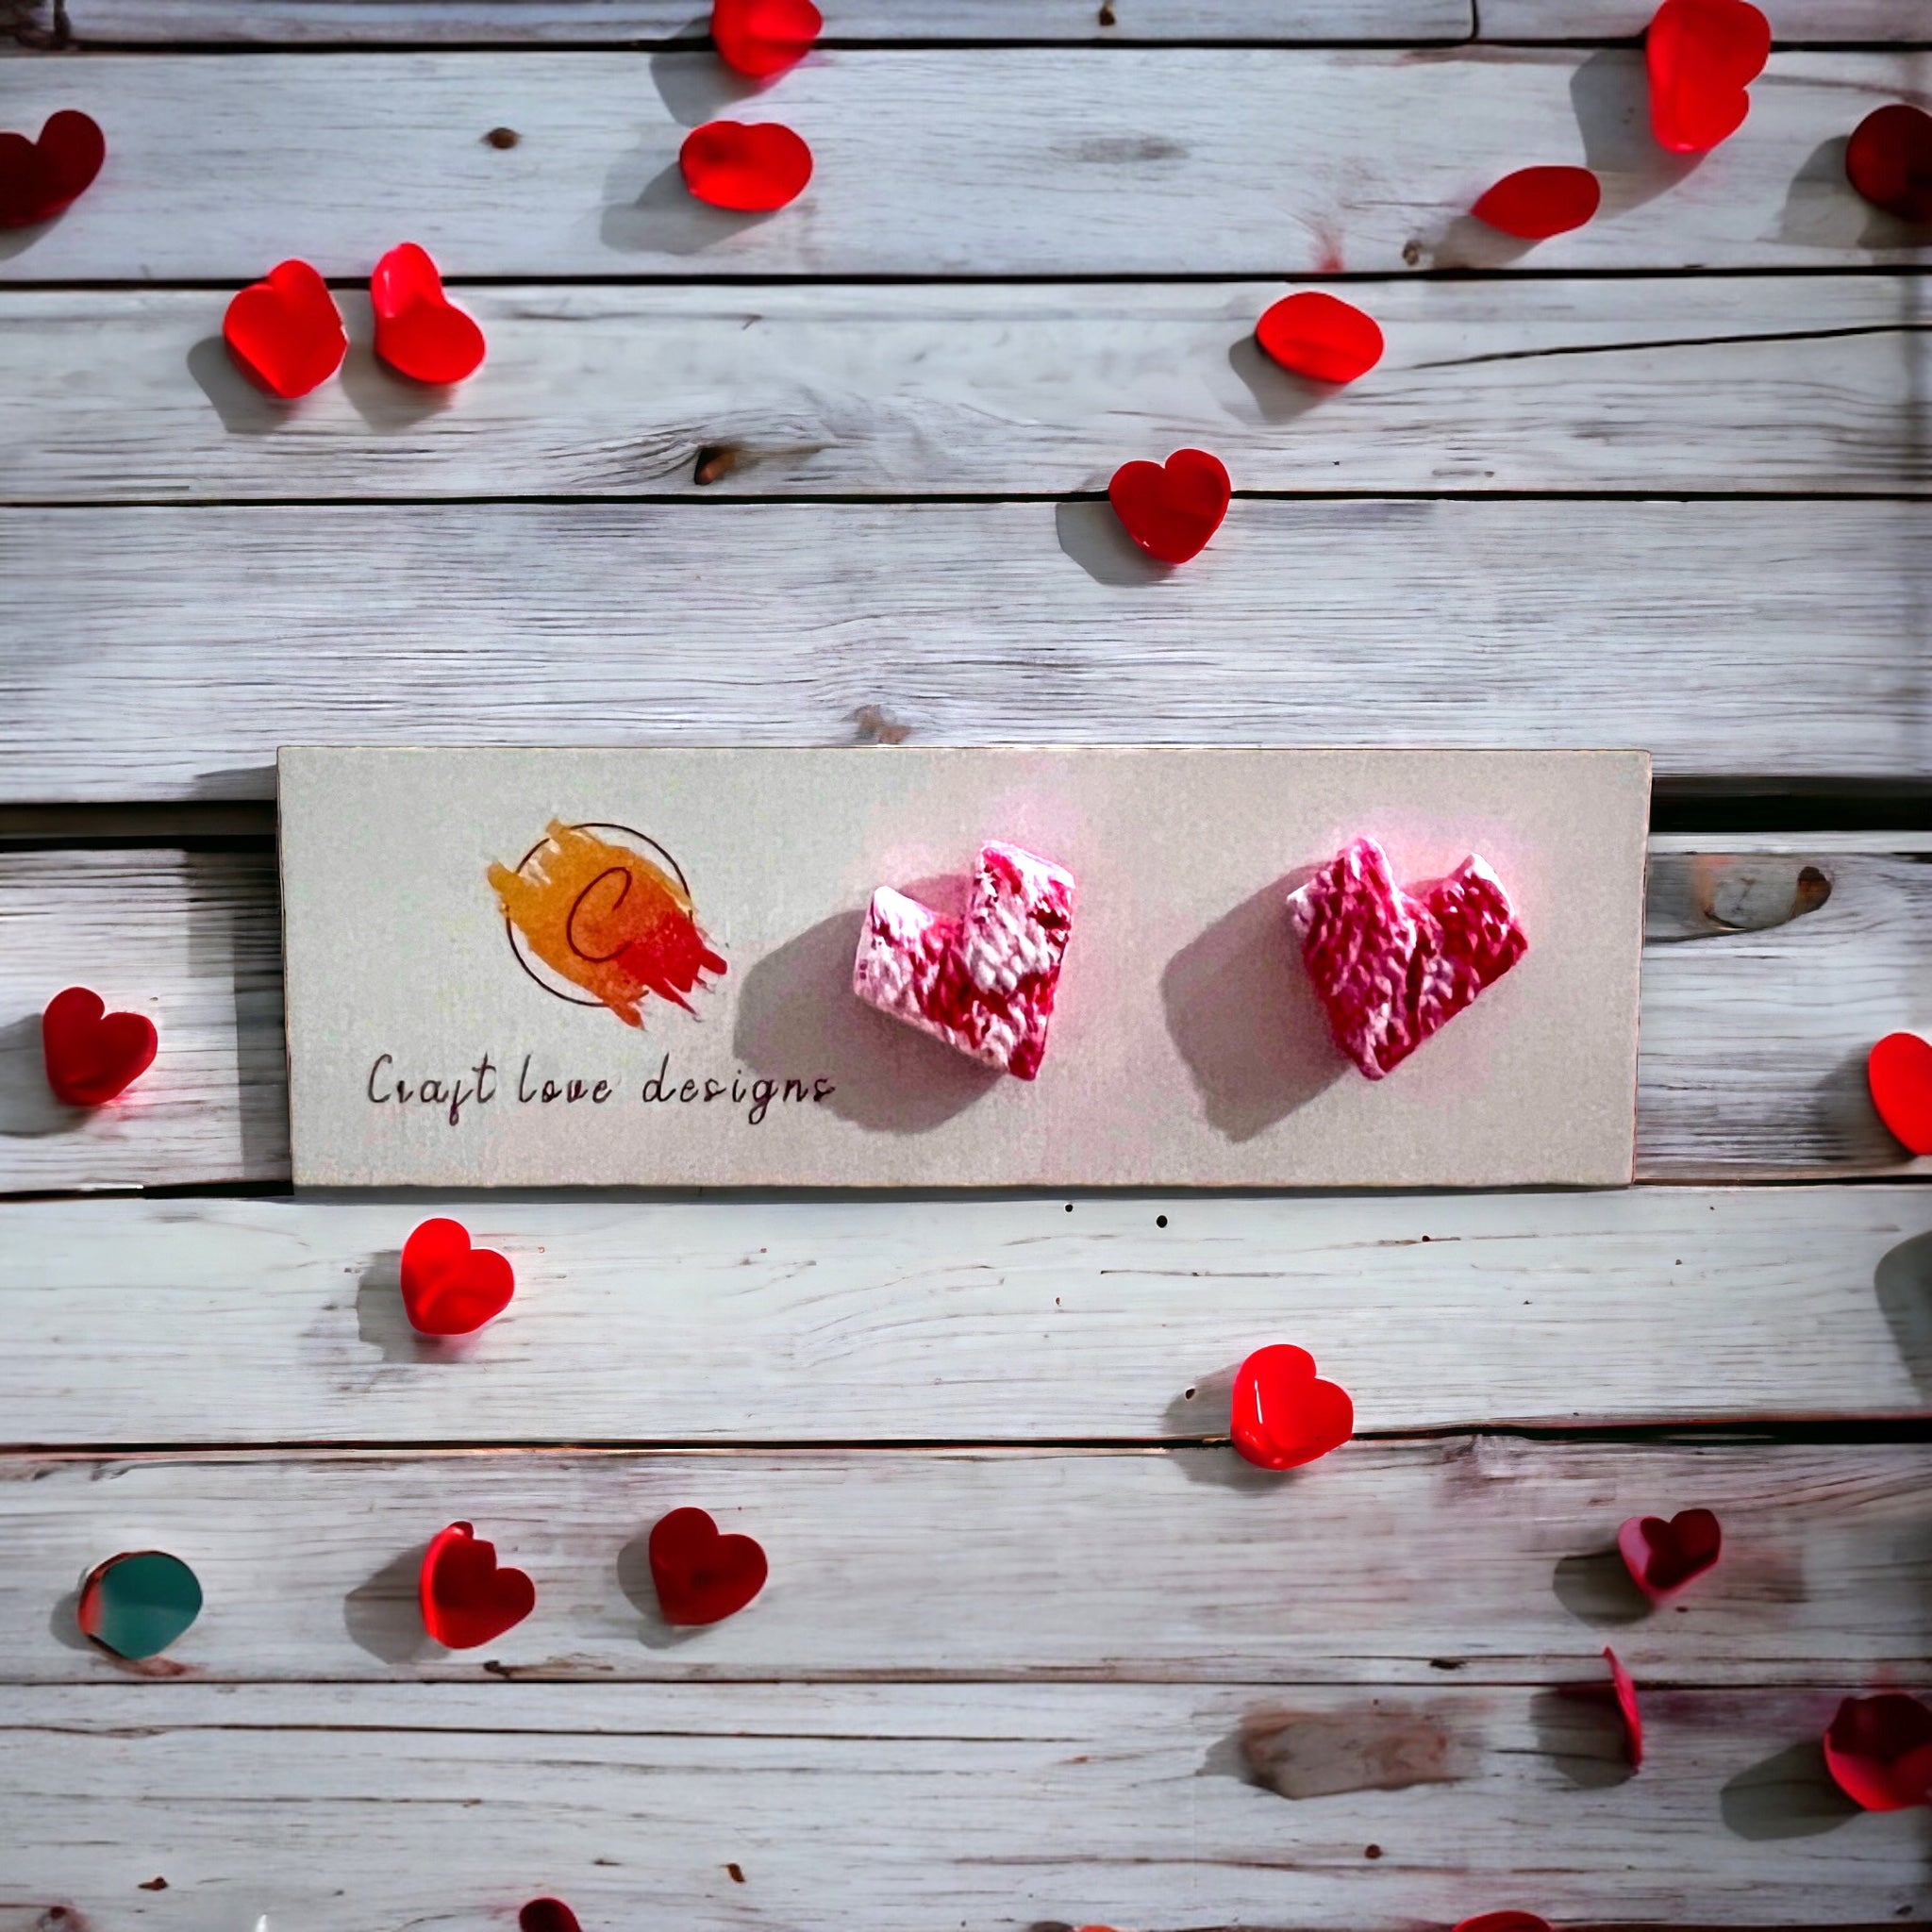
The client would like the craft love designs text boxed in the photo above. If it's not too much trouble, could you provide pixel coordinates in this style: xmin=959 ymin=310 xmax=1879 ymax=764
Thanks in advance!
xmin=367 ymin=1051 xmax=834 ymax=1127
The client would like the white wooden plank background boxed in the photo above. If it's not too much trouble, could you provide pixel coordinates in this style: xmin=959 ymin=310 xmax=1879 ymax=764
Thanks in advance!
xmin=3 ymin=1189 xmax=1927 ymax=1443
xmin=2 ymin=51 xmax=1926 ymax=279
xmin=10 ymin=0 xmax=1480 ymax=42
xmin=5 ymin=501 xmax=1929 ymax=799
xmin=7 ymin=277 xmax=1928 ymax=502
xmin=5 ymin=1681 xmax=1926 ymax=1932
xmin=1481 ymin=1 xmax=1931 ymax=40
xmin=4 ymin=843 xmax=1926 ymax=1191
xmin=8 ymin=1441 xmax=1928 ymax=1684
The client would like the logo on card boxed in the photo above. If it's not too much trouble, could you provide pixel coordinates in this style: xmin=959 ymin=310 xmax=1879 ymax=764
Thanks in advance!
xmin=487 ymin=820 xmax=726 ymax=1028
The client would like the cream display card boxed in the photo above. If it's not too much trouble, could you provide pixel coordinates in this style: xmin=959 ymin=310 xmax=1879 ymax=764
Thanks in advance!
xmin=278 ymin=746 xmax=1649 ymax=1189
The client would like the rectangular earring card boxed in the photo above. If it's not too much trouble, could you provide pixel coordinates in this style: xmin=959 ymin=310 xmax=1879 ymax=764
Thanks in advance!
xmin=277 ymin=745 xmax=1649 ymax=1189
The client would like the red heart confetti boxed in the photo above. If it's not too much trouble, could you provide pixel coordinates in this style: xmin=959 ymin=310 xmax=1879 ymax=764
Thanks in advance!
xmin=680 ymin=120 xmax=813 ymax=210
xmin=1471 ymin=166 xmax=1601 ymax=240
xmin=1604 ymin=1646 xmax=1643 ymax=1767
xmin=0 ymin=109 xmax=105 ymax=229
xmin=372 ymin=242 xmax=486 ymax=385
xmin=712 ymin=0 xmax=822 ymax=79
xmin=1869 ymin=1031 xmax=1932 ymax=1155
xmin=648 ymin=1507 xmax=768 ymax=1625
xmin=400 ymin=1217 xmax=515 ymax=1336
xmin=1823 ymin=1692 xmax=1932 ymax=1811
xmin=1617 ymin=1507 xmax=1722 ymax=1602
xmin=419 ymin=1521 xmax=536 ymax=1650
xmin=1229 ymin=1344 xmax=1354 ymax=1471
xmin=223 ymin=259 xmax=347 ymax=399
xmin=1646 ymin=0 xmax=1770 ymax=155
xmin=42 ymin=986 xmax=157 ymax=1107
xmin=1108 ymin=447 xmax=1230 ymax=564
xmin=1454 ymin=1916 xmax=1553 ymax=1932
xmin=1847 ymin=105 xmax=1932 ymax=225
xmin=519 ymin=1902 xmax=583 ymax=1932
xmin=1255 ymin=291 xmax=1384 ymax=384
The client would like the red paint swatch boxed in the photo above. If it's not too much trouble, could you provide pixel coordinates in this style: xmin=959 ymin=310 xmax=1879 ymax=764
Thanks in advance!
xmin=519 ymin=1901 xmax=583 ymax=1932
xmin=372 ymin=242 xmax=486 ymax=385
xmin=1869 ymin=1032 xmax=1932 ymax=1155
xmin=1847 ymin=105 xmax=1932 ymax=224
xmin=1617 ymin=1507 xmax=1722 ymax=1601
xmin=400 ymin=1218 xmax=515 ymax=1336
xmin=419 ymin=1522 xmax=536 ymax=1649
xmin=223 ymin=259 xmax=347 ymax=399
xmin=1108 ymin=448 xmax=1229 ymax=564
xmin=1604 ymin=1646 xmax=1643 ymax=1767
xmin=1646 ymin=0 xmax=1770 ymax=154
xmin=1823 ymin=1692 xmax=1932 ymax=1811
xmin=680 ymin=121 xmax=812 ymax=210
xmin=1471 ymin=166 xmax=1601 ymax=240
xmin=1255 ymin=291 xmax=1384 ymax=384
xmin=648 ymin=1507 xmax=768 ymax=1625
xmin=0 ymin=109 xmax=105 ymax=228
xmin=1229 ymin=1344 xmax=1354 ymax=1471
xmin=712 ymin=0 xmax=822 ymax=79
xmin=42 ymin=986 xmax=156 ymax=1107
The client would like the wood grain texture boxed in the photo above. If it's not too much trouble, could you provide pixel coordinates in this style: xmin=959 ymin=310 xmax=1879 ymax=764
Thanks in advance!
xmin=6 ymin=277 xmax=1929 ymax=502
xmin=5 ymin=845 xmax=1927 ymax=1191
xmin=4 ymin=1189 xmax=1929 ymax=1443
xmin=8 ymin=1440 xmax=1929 ymax=1684
xmin=4 ymin=1680 xmax=1926 ymax=1929
xmin=1481 ymin=0 xmax=1930 ymax=40
xmin=5 ymin=501 xmax=1931 ymax=800
xmin=21 ymin=0 xmax=1478 ymax=42
xmin=0 ymin=49 xmax=1924 ymax=279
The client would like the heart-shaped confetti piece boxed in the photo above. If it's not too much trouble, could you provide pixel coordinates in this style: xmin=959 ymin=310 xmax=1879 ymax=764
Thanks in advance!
xmin=1604 ymin=1646 xmax=1643 ymax=1767
xmin=42 ymin=986 xmax=157 ymax=1107
xmin=1847 ymin=105 xmax=1932 ymax=224
xmin=1229 ymin=1344 xmax=1354 ymax=1471
xmin=419 ymin=1522 xmax=536 ymax=1649
xmin=400 ymin=1217 xmax=515 ymax=1335
xmin=680 ymin=120 xmax=813 ymax=210
xmin=519 ymin=1901 xmax=583 ymax=1932
xmin=1823 ymin=1692 xmax=1932 ymax=1811
xmin=77 ymin=1550 xmax=203 ymax=1661
xmin=712 ymin=0 xmax=822 ymax=79
xmin=0 ymin=108 xmax=105 ymax=228
xmin=371 ymin=242 xmax=486 ymax=385
xmin=1255 ymin=291 xmax=1384 ymax=383
xmin=1869 ymin=1031 xmax=1932 ymax=1155
xmin=1646 ymin=0 xmax=1770 ymax=154
xmin=223 ymin=259 xmax=347 ymax=399
xmin=1108 ymin=447 xmax=1230 ymax=564
xmin=648 ymin=1507 xmax=768 ymax=1625
xmin=1471 ymin=166 xmax=1601 ymax=240
xmin=1617 ymin=1507 xmax=1722 ymax=1601
xmin=1454 ymin=1916 xmax=1553 ymax=1932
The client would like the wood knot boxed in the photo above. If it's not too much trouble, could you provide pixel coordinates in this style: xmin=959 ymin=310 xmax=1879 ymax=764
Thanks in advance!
xmin=1097 ymin=1 xmax=1116 ymax=22
xmin=692 ymin=442 xmax=740 ymax=486
xmin=853 ymin=704 xmax=912 ymax=745
xmin=484 ymin=126 xmax=521 ymax=149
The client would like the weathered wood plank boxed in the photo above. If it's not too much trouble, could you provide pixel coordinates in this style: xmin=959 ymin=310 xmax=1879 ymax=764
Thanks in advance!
xmin=6 ymin=277 xmax=1928 ymax=502
xmin=3 ymin=1189 xmax=1928 ymax=1443
xmin=6 ymin=844 xmax=1927 ymax=1191
xmin=16 ymin=0 xmax=1478 ymax=43
xmin=5 ymin=1681 xmax=1925 ymax=1929
xmin=4 ymin=502 xmax=1930 ymax=801
xmin=1481 ymin=1 xmax=1928 ymax=41
xmin=0 ymin=50 xmax=1924 ymax=278
xmin=8 ymin=1441 xmax=1927 ymax=1684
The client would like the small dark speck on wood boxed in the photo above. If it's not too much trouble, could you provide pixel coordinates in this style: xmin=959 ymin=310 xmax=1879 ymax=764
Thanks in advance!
xmin=1363 ymin=1844 xmax=1383 ymax=1859
xmin=692 ymin=443 xmax=740 ymax=486
xmin=484 ymin=126 xmax=521 ymax=148
xmin=1097 ymin=1 xmax=1116 ymax=22
xmin=853 ymin=704 xmax=913 ymax=745
xmin=726 ymin=1863 xmax=746 ymax=1884
xmin=1402 ymin=239 xmax=1424 ymax=266
xmin=138 ymin=1879 xmax=167 ymax=1891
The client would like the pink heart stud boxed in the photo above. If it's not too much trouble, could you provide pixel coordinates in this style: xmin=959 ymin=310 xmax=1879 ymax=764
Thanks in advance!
xmin=853 ymin=841 xmax=1075 ymax=1079
xmin=1288 ymin=837 xmax=1527 ymax=1079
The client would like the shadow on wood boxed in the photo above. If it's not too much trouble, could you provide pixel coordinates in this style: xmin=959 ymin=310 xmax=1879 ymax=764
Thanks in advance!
xmin=343 ymin=1541 xmax=433 ymax=1664
xmin=1531 ymin=1681 xmax=1637 ymax=1790
xmin=1550 ymin=1545 xmax=1651 ymax=1627
xmin=1720 ymin=1738 xmax=1861 ymax=1840
xmin=1875 ymin=1227 xmax=1932 ymax=1398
